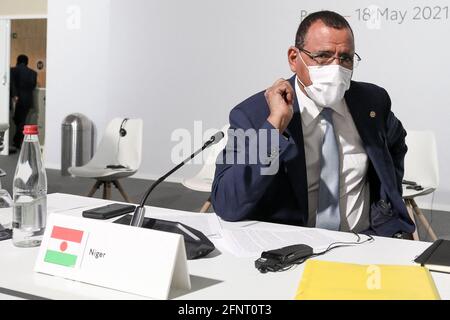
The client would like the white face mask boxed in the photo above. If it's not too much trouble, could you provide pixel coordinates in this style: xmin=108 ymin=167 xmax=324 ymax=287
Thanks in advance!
xmin=298 ymin=53 xmax=352 ymax=107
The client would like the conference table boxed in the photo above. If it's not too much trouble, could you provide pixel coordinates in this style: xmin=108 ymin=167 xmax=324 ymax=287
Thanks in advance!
xmin=1 ymin=193 xmax=449 ymax=300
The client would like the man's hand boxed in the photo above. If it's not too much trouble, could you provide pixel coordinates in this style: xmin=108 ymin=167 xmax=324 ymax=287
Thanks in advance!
xmin=265 ymin=79 xmax=294 ymax=133
xmin=12 ymin=96 xmax=18 ymax=103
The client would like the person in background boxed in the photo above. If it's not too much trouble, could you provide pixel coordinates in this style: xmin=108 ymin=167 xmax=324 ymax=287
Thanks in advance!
xmin=10 ymin=54 xmax=37 ymax=150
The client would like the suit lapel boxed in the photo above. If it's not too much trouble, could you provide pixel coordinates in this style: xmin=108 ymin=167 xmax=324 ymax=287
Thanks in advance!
xmin=283 ymin=76 xmax=309 ymax=218
xmin=345 ymin=82 xmax=397 ymax=198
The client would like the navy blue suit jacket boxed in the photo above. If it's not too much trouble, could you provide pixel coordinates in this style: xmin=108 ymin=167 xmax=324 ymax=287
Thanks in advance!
xmin=211 ymin=75 xmax=415 ymax=237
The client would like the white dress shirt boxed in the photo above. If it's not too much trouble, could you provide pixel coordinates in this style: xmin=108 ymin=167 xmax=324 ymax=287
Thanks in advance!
xmin=295 ymin=77 xmax=370 ymax=232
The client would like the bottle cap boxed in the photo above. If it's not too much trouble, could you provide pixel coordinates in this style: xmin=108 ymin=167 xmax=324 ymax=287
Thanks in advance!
xmin=23 ymin=125 xmax=39 ymax=135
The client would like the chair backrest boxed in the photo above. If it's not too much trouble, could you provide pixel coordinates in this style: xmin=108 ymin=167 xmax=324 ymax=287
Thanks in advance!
xmin=0 ymin=123 xmax=8 ymax=153
xmin=88 ymin=118 xmax=143 ymax=170
xmin=195 ymin=124 xmax=230 ymax=180
xmin=403 ymin=130 xmax=439 ymax=189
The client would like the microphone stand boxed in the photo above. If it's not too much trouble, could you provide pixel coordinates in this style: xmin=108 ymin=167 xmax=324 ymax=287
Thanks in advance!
xmin=130 ymin=133 xmax=223 ymax=227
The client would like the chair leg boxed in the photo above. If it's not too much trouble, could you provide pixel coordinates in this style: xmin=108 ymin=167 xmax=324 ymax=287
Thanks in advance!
xmin=112 ymin=180 xmax=132 ymax=203
xmin=102 ymin=182 xmax=112 ymax=200
xmin=405 ymin=199 xmax=420 ymax=241
xmin=102 ymin=182 xmax=107 ymax=199
xmin=106 ymin=182 xmax=112 ymax=200
xmin=87 ymin=181 xmax=102 ymax=197
xmin=199 ymin=196 xmax=212 ymax=213
xmin=411 ymin=199 xmax=438 ymax=241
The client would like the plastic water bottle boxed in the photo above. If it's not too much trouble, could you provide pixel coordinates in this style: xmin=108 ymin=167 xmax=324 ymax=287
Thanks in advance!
xmin=12 ymin=125 xmax=48 ymax=247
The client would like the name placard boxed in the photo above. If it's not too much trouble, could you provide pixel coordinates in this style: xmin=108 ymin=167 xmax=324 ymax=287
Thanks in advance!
xmin=34 ymin=213 xmax=190 ymax=299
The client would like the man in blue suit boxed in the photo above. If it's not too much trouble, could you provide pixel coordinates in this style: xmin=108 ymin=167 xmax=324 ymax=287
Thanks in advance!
xmin=211 ymin=11 xmax=415 ymax=238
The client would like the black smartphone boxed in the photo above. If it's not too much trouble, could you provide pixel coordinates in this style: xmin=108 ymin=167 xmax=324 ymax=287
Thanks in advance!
xmin=82 ymin=203 xmax=136 ymax=220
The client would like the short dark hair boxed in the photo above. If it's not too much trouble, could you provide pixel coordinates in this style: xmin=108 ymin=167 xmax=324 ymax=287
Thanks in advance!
xmin=17 ymin=54 xmax=29 ymax=66
xmin=295 ymin=10 xmax=353 ymax=48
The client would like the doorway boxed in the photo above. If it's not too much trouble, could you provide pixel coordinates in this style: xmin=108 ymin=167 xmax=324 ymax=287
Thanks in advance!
xmin=0 ymin=18 xmax=47 ymax=156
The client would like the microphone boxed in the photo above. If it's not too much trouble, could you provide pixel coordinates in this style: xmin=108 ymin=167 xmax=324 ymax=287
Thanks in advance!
xmin=130 ymin=131 xmax=224 ymax=228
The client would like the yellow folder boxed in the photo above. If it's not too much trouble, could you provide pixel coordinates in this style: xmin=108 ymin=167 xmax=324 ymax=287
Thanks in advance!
xmin=295 ymin=260 xmax=440 ymax=300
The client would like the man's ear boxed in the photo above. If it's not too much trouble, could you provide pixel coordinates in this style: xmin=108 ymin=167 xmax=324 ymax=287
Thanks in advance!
xmin=287 ymin=46 xmax=299 ymax=73
xmin=289 ymin=46 xmax=312 ymax=87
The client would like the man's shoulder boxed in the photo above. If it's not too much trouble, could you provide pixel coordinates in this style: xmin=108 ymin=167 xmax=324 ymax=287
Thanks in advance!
xmin=229 ymin=88 xmax=269 ymax=124
xmin=231 ymin=75 xmax=296 ymax=116
xmin=348 ymin=80 xmax=389 ymax=98
xmin=233 ymin=89 xmax=267 ymax=113
xmin=347 ymin=80 xmax=391 ymax=113
xmin=15 ymin=65 xmax=35 ymax=75
xmin=26 ymin=67 xmax=37 ymax=76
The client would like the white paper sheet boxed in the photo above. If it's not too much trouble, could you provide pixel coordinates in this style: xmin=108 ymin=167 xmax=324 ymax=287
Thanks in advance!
xmin=218 ymin=227 xmax=340 ymax=257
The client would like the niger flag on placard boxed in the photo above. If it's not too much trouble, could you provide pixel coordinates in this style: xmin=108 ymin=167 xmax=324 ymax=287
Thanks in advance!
xmin=44 ymin=226 xmax=84 ymax=268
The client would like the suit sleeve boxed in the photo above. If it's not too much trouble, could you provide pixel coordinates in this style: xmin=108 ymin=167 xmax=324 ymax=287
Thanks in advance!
xmin=384 ymin=90 xmax=408 ymax=195
xmin=211 ymin=107 xmax=296 ymax=221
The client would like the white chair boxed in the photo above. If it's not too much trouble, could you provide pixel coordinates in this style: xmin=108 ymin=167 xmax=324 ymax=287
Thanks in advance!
xmin=69 ymin=118 xmax=143 ymax=202
xmin=0 ymin=123 xmax=8 ymax=151
xmin=402 ymin=130 xmax=439 ymax=241
xmin=182 ymin=125 xmax=229 ymax=212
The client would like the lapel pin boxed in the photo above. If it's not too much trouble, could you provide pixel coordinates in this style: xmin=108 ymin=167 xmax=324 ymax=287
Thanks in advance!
xmin=370 ymin=111 xmax=376 ymax=118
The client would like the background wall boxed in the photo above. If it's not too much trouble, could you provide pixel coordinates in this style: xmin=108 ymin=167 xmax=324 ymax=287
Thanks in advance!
xmin=0 ymin=0 xmax=47 ymax=16
xmin=45 ymin=0 xmax=450 ymax=210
